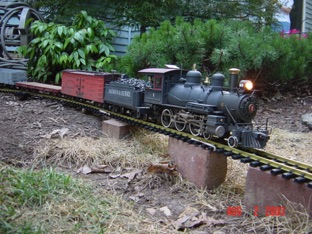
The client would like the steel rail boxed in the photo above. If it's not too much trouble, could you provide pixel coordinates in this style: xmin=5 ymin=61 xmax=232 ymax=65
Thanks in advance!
xmin=1 ymin=87 xmax=312 ymax=184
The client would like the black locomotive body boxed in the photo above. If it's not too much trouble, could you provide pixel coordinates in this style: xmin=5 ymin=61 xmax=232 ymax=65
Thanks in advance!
xmin=105 ymin=67 xmax=270 ymax=149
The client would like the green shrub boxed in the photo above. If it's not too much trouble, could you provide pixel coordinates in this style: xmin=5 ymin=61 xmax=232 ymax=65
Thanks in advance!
xmin=18 ymin=11 xmax=116 ymax=83
xmin=121 ymin=18 xmax=312 ymax=91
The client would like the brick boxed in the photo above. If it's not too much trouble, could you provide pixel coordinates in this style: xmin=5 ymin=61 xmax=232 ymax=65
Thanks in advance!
xmin=168 ymin=137 xmax=227 ymax=189
xmin=244 ymin=167 xmax=312 ymax=216
xmin=102 ymin=119 xmax=133 ymax=139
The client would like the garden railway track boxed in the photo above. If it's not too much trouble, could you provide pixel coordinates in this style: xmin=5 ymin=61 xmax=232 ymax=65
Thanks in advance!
xmin=1 ymin=86 xmax=312 ymax=189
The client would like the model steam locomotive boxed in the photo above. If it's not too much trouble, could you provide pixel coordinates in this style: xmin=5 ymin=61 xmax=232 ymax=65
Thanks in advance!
xmin=104 ymin=66 xmax=269 ymax=149
xmin=0 ymin=66 xmax=270 ymax=149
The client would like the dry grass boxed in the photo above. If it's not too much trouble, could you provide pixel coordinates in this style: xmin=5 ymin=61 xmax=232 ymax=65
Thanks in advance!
xmin=33 ymin=129 xmax=168 ymax=169
xmin=8 ymin=127 xmax=312 ymax=233
xmin=266 ymin=128 xmax=312 ymax=165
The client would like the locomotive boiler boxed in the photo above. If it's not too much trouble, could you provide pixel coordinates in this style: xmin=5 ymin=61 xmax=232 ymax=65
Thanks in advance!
xmin=163 ymin=68 xmax=269 ymax=148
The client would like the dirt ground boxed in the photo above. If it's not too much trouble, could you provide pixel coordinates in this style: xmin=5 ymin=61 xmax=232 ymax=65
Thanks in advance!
xmin=1 ymin=91 xmax=312 ymax=233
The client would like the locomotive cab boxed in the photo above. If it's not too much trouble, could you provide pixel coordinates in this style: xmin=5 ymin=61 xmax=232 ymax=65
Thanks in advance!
xmin=138 ymin=67 xmax=187 ymax=105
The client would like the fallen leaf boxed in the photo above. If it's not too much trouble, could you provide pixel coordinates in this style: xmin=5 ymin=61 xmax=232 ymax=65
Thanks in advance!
xmin=173 ymin=207 xmax=225 ymax=230
xmin=76 ymin=165 xmax=113 ymax=174
xmin=173 ymin=206 xmax=200 ymax=229
xmin=129 ymin=195 xmax=139 ymax=202
xmin=121 ymin=169 xmax=142 ymax=182
xmin=109 ymin=173 xmax=121 ymax=179
xmin=95 ymin=164 xmax=107 ymax=169
xmin=147 ymin=162 xmax=178 ymax=176
xmin=42 ymin=128 xmax=69 ymax=139
xmin=204 ymin=217 xmax=226 ymax=227
xmin=76 ymin=165 xmax=92 ymax=174
xmin=129 ymin=192 xmax=144 ymax=202
xmin=159 ymin=206 xmax=172 ymax=217
xmin=178 ymin=206 xmax=200 ymax=218
xmin=146 ymin=208 xmax=157 ymax=216
xmin=59 ymin=128 xmax=69 ymax=138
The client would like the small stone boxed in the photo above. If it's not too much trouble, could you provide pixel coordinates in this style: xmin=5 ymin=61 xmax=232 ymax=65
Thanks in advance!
xmin=301 ymin=113 xmax=312 ymax=129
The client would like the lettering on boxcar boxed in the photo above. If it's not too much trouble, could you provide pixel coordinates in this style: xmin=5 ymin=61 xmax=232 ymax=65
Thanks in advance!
xmin=108 ymin=89 xmax=131 ymax=97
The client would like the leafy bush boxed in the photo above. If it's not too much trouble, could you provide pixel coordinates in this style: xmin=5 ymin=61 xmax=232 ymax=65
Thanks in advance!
xmin=18 ymin=11 xmax=116 ymax=83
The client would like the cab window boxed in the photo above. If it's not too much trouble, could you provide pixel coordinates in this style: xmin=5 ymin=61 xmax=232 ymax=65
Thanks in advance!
xmin=154 ymin=76 xmax=162 ymax=89
xmin=146 ymin=75 xmax=154 ymax=88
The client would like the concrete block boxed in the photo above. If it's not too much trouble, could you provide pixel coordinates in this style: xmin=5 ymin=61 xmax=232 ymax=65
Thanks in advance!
xmin=102 ymin=119 xmax=133 ymax=139
xmin=244 ymin=166 xmax=312 ymax=216
xmin=168 ymin=137 xmax=227 ymax=189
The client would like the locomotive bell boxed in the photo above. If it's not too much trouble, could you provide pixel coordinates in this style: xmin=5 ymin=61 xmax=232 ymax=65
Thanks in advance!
xmin=185 ymin=70 xmax=202 ymax=85
xmin=210 ymin=72 xmax=225 ymax=89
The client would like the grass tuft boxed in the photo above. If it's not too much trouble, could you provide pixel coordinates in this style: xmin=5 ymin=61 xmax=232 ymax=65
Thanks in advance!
xmin=0 ymin=163 xmax=110 ymax=233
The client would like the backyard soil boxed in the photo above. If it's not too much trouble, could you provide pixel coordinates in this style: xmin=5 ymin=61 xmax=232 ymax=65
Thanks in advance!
xmin=0 ymin=91 xmax=311 ymax=233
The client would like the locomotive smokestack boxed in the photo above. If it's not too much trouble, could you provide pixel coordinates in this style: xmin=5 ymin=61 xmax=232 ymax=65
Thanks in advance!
xmin=229 ymin=68 xmax=240 ymax=92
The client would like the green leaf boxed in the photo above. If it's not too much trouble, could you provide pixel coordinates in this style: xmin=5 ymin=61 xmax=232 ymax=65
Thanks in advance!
xmin=44 ymin=45 xmax=52 ymax=54
xmin=91 ymin=45 xmax=98 ymax=53
xmin=80 ymin=58 xmax=86 ymax=65
xmin=38 ymin=25 xmax=46 ymax=33
xmin=99 ymin=44 xmax=110 ymax=56
xmin=74 ymin=32 xmax=84 ymax=44
xmin=58 ymin=27 xmax=63 ymax=37
xmin=106 ymin=57 xmax=111 ymax=63
xmin=73 ymin=51 xmax=79 ymax=61
xmin=64 ymin=38 xmax=71 ymax=49
xmin=55 ymin=73 xmax=61 ymax=84
xmin=68 ymin=28 xmax=74 ymax=35
xmin=42 ymin=39 xmax=49 ymax=48
xmin=60 ymin=53 xmax=69 ymax=63
xmin=78 ymin=49 xmax=85 ymax=59
xmin=55 ymin=42 xmax=63 ymax=49
xmin=31 ymin=38 xmax=41 ymax=45
xmin=81 ymin=10 xmax=88 ymax=19
xmin=38 ymin=55 xmax=47 ymax=65
xmin=87 ymin=28 xmax=94 ymax=38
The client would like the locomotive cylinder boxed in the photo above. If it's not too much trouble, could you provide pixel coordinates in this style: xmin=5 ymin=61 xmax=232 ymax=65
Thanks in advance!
xmin=229 ymin=68 xmax=240 ymax=92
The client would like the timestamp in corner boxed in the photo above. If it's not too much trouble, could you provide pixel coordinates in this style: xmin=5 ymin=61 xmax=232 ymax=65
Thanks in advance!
xmin=226 ymin=205 xmax=286 ymax=217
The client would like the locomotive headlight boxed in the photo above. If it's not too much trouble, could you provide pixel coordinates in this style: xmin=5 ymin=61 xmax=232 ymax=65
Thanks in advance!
xmin=239 ymin=80 xmax=253 ymax=91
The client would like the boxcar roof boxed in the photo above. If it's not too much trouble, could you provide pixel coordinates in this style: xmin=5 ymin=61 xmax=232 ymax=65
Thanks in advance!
xmin=138 ymin=68 xmax=182 ymax=74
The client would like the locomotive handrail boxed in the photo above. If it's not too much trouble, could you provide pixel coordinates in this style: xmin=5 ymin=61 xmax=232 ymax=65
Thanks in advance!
xmin=224 ymin=105 xmax=237 ymax=125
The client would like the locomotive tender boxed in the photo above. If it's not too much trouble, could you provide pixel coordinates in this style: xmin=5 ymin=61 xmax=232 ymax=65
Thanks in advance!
xmin=2 ymin=65 xmax=269 ymax=149
xmin=105 ymin=67 xmax=270 ymax=149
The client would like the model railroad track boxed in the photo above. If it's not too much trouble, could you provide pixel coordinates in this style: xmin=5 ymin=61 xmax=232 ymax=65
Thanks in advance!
xmin=2 ymin=87 xmax=312 ymax=189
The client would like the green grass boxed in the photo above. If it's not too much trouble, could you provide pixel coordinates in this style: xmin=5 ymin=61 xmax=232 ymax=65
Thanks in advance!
xmin=0 ymin=165 xmax=110 ymax=233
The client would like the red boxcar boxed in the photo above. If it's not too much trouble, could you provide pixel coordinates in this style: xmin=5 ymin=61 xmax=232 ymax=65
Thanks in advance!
xmin=61 ymin=70 xmax=121 ymax=103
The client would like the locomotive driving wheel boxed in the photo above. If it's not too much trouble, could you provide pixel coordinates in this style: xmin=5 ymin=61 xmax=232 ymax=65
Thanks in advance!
xmin=174 ymin=114 xmax=187 ymax=131
xmin=189 ymin=121 xmax=201 ymax=136
xmin=202 ymin=125 xmax=212 ymax=139
xmin=175 ymin=120 xmax=186 ymax=131
xmin=161 ymin=109 xmax=174 ymax=128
